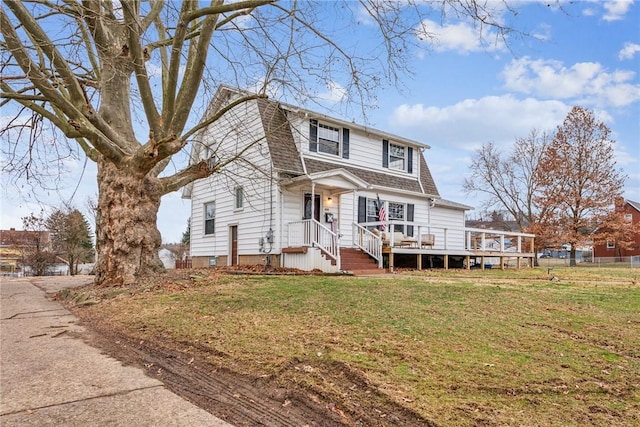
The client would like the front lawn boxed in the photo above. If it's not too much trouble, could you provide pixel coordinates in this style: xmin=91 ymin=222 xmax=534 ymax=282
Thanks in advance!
xmin=70 ymin=267 xmax=640 ymax=426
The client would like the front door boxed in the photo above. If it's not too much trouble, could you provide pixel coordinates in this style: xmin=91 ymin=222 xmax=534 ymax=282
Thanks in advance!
xmin=303 ymin=193 xmax=321 ymax=221
xmin=230 ymin=225 xmax=238 ymax=266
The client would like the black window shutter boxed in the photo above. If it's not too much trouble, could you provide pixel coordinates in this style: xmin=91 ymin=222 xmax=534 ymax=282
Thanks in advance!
xmin=382 ymin=139 xmax=389 ymax=168
xmin=309 ymin=119 xmax=318 ymax=152
xmin=407 ymin=147 xmax=413 ymax=173
xmin=342 ymin=128 xmax=350 ymax=159
xmin=357 ymin=196 xmax=367 ymax=223
xmin=407 ymin=203 xmax=415 ymax=236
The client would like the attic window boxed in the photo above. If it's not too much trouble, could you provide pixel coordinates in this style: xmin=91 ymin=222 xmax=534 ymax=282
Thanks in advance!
xmin=624 ymin=213 xmax=632 ymax=222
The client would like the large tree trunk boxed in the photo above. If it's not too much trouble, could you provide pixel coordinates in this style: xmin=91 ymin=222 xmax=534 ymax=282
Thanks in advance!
xmin=95 ymin=159 xmax=165 ymax=286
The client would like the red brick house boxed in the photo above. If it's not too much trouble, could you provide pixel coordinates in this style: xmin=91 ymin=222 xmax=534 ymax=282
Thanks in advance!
xmin=593 ymin=200 xmax=640 ymax=258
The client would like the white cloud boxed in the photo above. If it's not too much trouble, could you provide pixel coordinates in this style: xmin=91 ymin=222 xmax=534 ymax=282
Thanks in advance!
xmin=501 ymin=57 xmax=640 ymax=107
xmin=317 ymin=82 xmax=347 ymax=103
xmin=416 ymin=19 xmax=506 ymax=54
xmin=619 ymin=42 xmax=640 ymax=60
xmin=602 ymin=0 xmax=634 ymax=21
xmin=389 ymin=95 xmax=570 ymax=151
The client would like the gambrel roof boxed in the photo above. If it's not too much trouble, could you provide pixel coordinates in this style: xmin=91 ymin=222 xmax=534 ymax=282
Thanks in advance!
xmin=254 ymin=90 xmax=440 ymax=198
xmin=186 ymin=85 xmax=441 ymax=199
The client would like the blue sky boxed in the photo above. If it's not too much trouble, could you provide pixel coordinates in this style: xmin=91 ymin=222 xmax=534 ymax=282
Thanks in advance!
xmin=1 ymin=0 xmax=639 ymax=243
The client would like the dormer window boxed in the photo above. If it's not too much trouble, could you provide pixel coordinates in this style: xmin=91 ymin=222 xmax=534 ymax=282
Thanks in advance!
xmin=382 ymin=139 xmax=413 ymax=173
xmin=309 ymin=119 xmax=350 ymax=158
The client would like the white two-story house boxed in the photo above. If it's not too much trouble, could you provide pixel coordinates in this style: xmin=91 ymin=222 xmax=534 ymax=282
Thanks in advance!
xmin=183 ymin=86 xmax=535 ymax=272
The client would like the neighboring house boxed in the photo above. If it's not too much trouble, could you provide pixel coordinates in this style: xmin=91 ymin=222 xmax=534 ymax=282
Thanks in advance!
xmin=593 ymin=199 xmax=640 ymax=258
xmin=183 ymin=86 xmax=535 ymax=272
xmin=0 ymin=228 xmax=50 ymax=276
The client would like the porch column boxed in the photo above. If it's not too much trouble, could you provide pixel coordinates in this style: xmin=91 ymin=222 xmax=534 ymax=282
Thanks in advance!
xmin=311 ymin=182 xmax=316 ymax=218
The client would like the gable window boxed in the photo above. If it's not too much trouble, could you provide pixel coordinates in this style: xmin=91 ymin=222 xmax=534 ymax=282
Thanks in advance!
xmin=204 ymin=202 xmax=215 ymax=235
xmin=624 ymin=213 xmax=632 ymax=222
xmin=309 ymin=120 xmax=350 ymax=158
xmin=234 ymin=186 xmax=244 ymax=210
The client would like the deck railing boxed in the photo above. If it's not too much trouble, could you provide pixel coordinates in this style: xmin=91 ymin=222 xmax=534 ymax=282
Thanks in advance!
xmin=358 ymin=221 xmax=535 ymax=254
xmin=288 ymin=219 xmax=340 ymax=264
xmin=352 ymin=223 xmax=383 ymax=267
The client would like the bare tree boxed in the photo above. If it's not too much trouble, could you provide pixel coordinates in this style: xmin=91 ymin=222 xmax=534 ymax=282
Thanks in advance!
xmin=20 ymin=212 xmax=56 ymax=276
xmin=533 ymin=106 xmax=626 ymax=266
xmin=1 ymin=1 xmax=525 ymax=285
xmin=463 ymin=129 xmax=551 ymax=233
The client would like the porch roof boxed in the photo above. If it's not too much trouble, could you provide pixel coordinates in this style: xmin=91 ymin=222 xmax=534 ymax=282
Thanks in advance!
xmin=281 ymin=167 xmax=370 ymax=191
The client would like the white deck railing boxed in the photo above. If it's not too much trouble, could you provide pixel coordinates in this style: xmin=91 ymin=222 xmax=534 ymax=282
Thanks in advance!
xmin=352 ymin=223 xmax=383 ymax=267
xmin=358 ymin=221 xmax=535 ymax=254
xmin=287 ymin=219 xmax=340 ymax=264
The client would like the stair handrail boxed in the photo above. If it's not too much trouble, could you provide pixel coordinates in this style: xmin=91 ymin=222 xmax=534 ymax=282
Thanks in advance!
xmin=310 ymin=219 xmax=340 ymax=267
xmin=352 ymin=223 xmax=383 ymax=268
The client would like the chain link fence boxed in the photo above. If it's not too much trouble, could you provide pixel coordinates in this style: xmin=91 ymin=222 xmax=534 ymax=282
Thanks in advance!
xmin=537 ymin=256 xmax=640 ymax=268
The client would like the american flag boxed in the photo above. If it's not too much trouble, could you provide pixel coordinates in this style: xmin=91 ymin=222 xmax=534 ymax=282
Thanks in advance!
xmin=377 ymin=195 xmax=386 ymax=230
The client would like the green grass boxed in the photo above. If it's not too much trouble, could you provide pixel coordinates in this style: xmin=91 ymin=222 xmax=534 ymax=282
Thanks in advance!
xmin=79 ymin=268 xmax=640 ymax=426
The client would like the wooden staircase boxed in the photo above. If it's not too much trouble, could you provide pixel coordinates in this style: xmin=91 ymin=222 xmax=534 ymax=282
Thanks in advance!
xmin=339 ymin=248 xmax=384 ymax=275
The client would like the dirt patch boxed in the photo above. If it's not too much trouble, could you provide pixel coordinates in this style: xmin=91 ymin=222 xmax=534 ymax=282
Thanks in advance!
xmin=63 ymin=274 xmax=432 ymax=426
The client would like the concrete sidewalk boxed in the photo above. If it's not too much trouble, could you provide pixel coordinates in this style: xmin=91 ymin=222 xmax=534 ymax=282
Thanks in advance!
xmin=0 ymin=276 xmax=232 ymax=427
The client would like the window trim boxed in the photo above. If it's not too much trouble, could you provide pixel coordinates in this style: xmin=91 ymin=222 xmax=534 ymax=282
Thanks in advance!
xmin=204 ymin=201 xmax=215 ymax=235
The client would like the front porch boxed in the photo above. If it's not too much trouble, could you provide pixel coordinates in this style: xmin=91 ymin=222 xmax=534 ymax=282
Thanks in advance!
xmin=284 ymin=220 xmax=536 ymax=273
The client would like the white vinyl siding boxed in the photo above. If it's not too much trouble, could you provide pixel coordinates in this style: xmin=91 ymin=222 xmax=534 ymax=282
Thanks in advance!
xmin=190 ymin=99 xmax=278 ymax=259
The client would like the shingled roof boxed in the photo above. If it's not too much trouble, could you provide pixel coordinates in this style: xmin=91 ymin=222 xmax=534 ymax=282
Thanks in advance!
xmin=256 ymin=98 xmax=304 ymax=174
xmin=305 ymin=158 xmax=440 ymax=197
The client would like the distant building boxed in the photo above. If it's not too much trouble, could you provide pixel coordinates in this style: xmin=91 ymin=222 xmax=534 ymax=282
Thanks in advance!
xmin=0 ymin=228 xmax=50 ymax=276
xmin=593 ymin=199 xmax=640 ymax=258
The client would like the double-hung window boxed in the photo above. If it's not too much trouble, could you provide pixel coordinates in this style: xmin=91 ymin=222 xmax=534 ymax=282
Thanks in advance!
xmin=388 ymin=202 xmax=405 ymax=233
xmin=318 ymin=123 xmax=341 ymax=156
xmin=389 ymin=143 xmax=406 ymax=171
xmin=366 ymin=199 xmax=379 ymax=224
xmin=382 ymin=140 xmax=413 ymax=173
xmin=309 ymin=120 xmax=350 ymax=158
xmin=204 ymin=202 xmax=215 ymax=235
